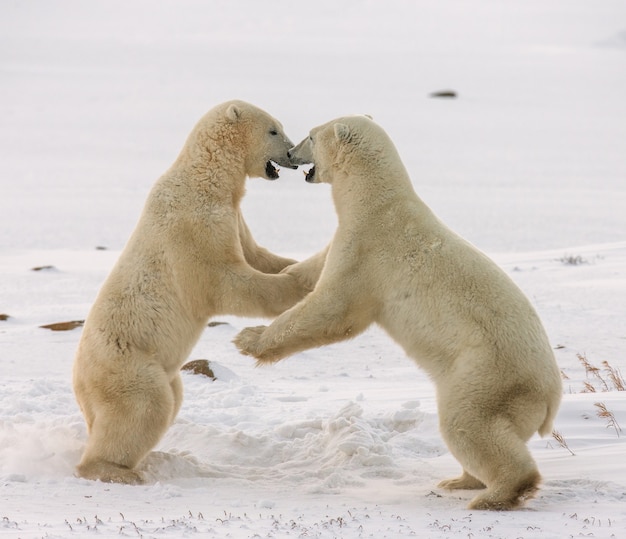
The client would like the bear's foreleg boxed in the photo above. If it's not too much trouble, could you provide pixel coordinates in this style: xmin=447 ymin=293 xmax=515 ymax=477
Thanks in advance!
xmin=223 ymin=267 xmax=314 ymax=318
xmin=234 ymin=285 xmax=370 ymax=363
xmin=279 ymin=244 xmax=330 ymax=291
xmin=237 ymin=213 xmax=297 ymax=273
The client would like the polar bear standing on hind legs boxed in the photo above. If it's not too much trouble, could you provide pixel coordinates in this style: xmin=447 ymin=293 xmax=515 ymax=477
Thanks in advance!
xmin=234 ymin=115 xmax=563 ymax=510
xmin=73 ymin=100 xmax=313 ymax=484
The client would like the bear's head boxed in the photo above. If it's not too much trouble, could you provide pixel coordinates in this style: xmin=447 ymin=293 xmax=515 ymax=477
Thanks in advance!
xmin=224 ymin=101 xmax=297 ymax=180
xmin=288 ymin=115 xmax=377 ymax=185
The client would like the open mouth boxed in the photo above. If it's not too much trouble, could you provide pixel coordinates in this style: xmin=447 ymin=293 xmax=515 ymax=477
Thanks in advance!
xmin=304 ymin=166 xmax=316 ymax=183
xmin=265 ymin=160 xmax=280 ymax=180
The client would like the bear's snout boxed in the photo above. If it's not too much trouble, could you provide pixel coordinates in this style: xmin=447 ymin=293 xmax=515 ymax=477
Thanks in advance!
xmin=287 ymin=149 xmax=313 ymax=167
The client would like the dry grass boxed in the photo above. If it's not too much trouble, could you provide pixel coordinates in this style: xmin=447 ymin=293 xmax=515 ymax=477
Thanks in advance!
xmin=594 ymin=402 xmax=622 ymax=437
xmin=54 ymin=508 xmax=419 ymax=537
xmin=559 ymin=254 xmax=588 ymax=266
xmin=582 ymin=380 xmax=596 ymax=393
xmin=577 ymin=353 xmax=625 ymax=392
xmin=603 ymin=361 xmax=626 ymax=391
xmin=552 ymin=430 xmax=575 ymax=456
xmin=578 ymin=355 xmax=623 ymax=439
xmin=552 ymin=354 xmax=624 ymax=451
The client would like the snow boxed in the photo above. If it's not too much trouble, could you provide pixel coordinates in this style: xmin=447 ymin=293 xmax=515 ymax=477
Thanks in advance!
xmin=1 ymin=0 xmax=625 ymax=537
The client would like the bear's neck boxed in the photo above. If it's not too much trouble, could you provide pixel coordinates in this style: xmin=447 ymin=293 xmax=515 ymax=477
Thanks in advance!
xmin=331 ymin=167 xmax=413 ymax=205
xmin=170 ymin=136 xmax=247 ymax=204
xmin=331 ymin=167 xmax=427 ymax=227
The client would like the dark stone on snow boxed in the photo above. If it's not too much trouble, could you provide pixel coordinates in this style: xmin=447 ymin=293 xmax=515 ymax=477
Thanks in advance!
xmin=40 ymin=320 xmax=84 ymax=331
xmin=429 ymin=90 xmax=458 ymax=98
xmin=181 ymin=359 xmax=216 ymax=380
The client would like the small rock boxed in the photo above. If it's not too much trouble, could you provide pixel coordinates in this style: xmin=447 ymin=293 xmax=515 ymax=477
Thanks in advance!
xmin=181 ymin=359 xmax=216 ymax=380
xmin=207 ymin=321 xmax=228 ymax=327
xmin=40 ymin=320 xmax=84 ymax=331
xmin=0 ymin=314 xmax=10 ymax=321
xmin=429 ymin=90 xmax=458 ymax=98
xmin=31 ymin=265 xmax=56 ymax=272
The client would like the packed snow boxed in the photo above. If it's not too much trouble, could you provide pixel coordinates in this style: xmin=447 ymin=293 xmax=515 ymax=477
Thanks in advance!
xmin=1 ymin=1 xmax=625 ymax=537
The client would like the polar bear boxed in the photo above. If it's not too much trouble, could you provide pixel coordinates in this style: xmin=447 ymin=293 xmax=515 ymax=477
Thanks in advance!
xmin=234 ymin=115 xmax=563 ymax=510
xmin=73 ymin=100 xmax=313 ymax=484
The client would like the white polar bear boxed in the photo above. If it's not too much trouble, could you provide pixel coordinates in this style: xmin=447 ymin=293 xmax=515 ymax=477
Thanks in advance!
xmin=234 ymin=115 xmax=563 ymax=510
xmin=73 ymin=100 xmax=313 ymax=484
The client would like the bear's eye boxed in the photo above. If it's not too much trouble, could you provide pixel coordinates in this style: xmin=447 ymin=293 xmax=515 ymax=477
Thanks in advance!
xmin=269 ymin=129 xmax=278 ymax=136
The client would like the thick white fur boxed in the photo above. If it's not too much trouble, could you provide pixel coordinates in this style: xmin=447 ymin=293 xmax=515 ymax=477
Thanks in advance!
xmin=73 ymin=100 xmax=313 ymax=484
xmin=234 ymin=115 xmax=562 ymax=510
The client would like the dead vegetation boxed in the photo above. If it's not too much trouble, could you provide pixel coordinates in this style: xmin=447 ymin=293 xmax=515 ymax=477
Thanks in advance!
xmin=594 ymin=402 xmax=622 ymax=437
xmin=578 ymin=353 xmax=625 ymax=392
xmin=559 ymin=254 xmax=588 ymax=266
xmin=552 ymin=354 xmax=624 ymax=452
xmin=552 ymin=429 xmax=575 ymax=456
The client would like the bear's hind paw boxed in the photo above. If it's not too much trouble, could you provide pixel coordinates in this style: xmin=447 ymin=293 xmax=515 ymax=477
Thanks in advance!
xmin=438 ymin=471 xmax=486 ymax=491
xmin=76 ymin=461 xmax=144 ymax=485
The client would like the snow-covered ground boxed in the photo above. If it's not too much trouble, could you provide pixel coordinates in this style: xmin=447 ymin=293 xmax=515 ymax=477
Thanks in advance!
xmin=1 ymin=1 xmax=625 ymax=537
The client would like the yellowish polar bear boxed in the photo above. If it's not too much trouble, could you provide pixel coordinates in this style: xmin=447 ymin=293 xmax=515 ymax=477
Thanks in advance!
xmin=73 ymin=100 xmax=312 ymax=484
xmin=234 ymin=115 xmax=563 ymax=510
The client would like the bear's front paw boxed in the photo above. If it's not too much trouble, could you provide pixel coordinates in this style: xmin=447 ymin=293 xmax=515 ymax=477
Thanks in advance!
xmin=279 ymin=264 xmax=316 ymax=293
xmin=233 ymin=326 xmax=268 ymax=358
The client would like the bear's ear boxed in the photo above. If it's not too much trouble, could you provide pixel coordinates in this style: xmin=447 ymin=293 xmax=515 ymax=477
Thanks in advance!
xmin=364 ymin=114 xmax=373 ymax=120
xmin=334 ymin=123 xmax=351 ymax=142
xmin=226 ymin=104 xmax=241 ymax=121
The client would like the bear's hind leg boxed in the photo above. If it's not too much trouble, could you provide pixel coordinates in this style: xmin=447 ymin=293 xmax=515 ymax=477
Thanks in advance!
xmin=170 ymin=373 xmax=184 ymax=425
xmin=441 ymin=416 xmax=541 ymax=510
xmin=76 ymin=369 xmax=176 ymax=484
xmin=468 ymin=468 xmax=541 ymax=511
